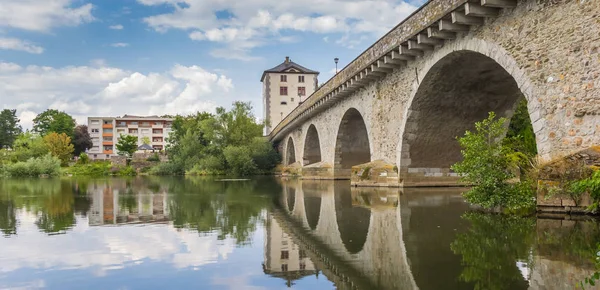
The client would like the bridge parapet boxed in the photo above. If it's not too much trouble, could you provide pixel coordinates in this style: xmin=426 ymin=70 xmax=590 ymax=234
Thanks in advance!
xmin=268 ymin=0 xmax=519 ymax=142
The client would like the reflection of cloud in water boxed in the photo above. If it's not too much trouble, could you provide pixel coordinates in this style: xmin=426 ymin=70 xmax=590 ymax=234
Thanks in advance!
xmin=0 ymin=211 xmax=235 ymax=274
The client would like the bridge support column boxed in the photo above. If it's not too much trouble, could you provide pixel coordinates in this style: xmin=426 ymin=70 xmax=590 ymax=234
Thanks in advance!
xmin=301 ymin=162 xmax=335 ymax=180
xmin=350 ymin=160 xmax=401 ymax=187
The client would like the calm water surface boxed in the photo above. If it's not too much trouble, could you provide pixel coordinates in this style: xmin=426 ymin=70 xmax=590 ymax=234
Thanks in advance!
xmin=0 ymin=177 xmax=598 ymax=290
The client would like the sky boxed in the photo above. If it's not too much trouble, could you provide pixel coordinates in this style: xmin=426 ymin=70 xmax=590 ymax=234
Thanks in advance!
xmin=0 ymin=0 xmax=424 ymax=129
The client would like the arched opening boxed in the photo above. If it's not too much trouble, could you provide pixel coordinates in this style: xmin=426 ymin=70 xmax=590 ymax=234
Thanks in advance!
xmin=303 ymin=124 xmax=322 ymax=165
xmin=285 ymin=137 xmax=296 ymax=165
xmin=399 ymin=50 xmax=536 ymax=186
xmin=302 ymin=181 xmax=323 ymax=230
xmin=286 ymin=186 xmax=296 ymax=212
xmin=334 ymin=180 xmax=370 ymax=254
xmin=334 ymin=108 xmax=371 ymax=176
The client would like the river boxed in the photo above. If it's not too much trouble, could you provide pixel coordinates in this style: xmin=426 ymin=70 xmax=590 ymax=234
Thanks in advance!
xmin=0 ymin=177 xmax=598 ymax=289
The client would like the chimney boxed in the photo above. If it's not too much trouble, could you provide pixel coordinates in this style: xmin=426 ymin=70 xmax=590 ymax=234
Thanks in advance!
xmin=285 ymin=56 xmax=290 ymax=63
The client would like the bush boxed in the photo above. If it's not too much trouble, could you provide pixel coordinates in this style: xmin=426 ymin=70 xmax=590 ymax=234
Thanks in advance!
xmin=224 ymin=145 xmax=257 ymax=176
xmin=115 ymin=165 xmax=136 ymax=176
xmin=148 ymin=162 xmax=184 ymax=175
xmin=64 ymin=161 xmax=111 ymax=177
xmin=452 ymin=112 xmax=535 ymax=212
xmin=571 ymin=169 xmax=600 ymax=213
xmin=78 ymin=153 xmax=90 ymax=164
xmin=146 ymin=153 xmax=160 ymax=162
xmin=1 ymin=154 xmax=61 ymax=177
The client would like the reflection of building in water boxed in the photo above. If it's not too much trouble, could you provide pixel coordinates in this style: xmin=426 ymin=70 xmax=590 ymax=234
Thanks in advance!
xmin=263 ymin=213 xmax=318 ymax=287
xmin=89 ymin=182 xmax=169 ymax=226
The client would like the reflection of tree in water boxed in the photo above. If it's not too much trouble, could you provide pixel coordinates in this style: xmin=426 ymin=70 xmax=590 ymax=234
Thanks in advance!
xmin=164 ymin=177 xmax=273 ymax=245
xmin=0 ymin=200 xmax=17 ymax=236
xmin=450 ymin=212 xmax=535 ymax=290
xmin=0 ymin=179 xmax=93 ymax=235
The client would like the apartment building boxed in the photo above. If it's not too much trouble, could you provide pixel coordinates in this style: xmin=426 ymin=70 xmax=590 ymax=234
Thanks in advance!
xmin=87 ymin=115 xmax=173 ymax=160
xmin=261 ymin=56 xmax=319 ymax=135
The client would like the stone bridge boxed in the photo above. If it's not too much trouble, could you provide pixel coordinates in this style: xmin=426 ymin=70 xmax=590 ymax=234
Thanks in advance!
xmin=270 ymin=0 xmax=600 ymax=186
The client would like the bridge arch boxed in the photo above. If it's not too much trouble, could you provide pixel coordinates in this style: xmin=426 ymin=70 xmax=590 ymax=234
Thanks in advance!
xmin=398 ymin=39 xmax=541 ymax=186
xmin=284 ymin=136 xmax=297 ymax=165
xmin=334 ymin=108 xmax=371 ymax=175
xmin=303 ymin=124 xmax=322 ymax=165
xmin=334 ymin=181 xmax=370 ymax=254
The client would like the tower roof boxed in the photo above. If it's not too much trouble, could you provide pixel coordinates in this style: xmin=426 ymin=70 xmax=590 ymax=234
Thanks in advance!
xmin=261 ymin=56 xmax=319 ymax=82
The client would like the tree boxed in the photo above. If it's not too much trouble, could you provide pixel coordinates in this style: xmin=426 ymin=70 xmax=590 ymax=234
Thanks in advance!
xmin=9 ymin=132 xmax=49 ymax=162
xmin=0 ymin=109 xmax=22 ymax=149
xmin=32 ymin=109 xmax=76 ymax=138
xmin=451 ymin=112 xmax=535 ymax=212
xmin=72 ymin=125 xmax=93 ymax=156
xmin=141 ymin=136 xmax=151 ymax=146
xmin=116 ymin=135 xmax=138 ymax=157
xmin=43 ymin=132 xmax=74 ymax=166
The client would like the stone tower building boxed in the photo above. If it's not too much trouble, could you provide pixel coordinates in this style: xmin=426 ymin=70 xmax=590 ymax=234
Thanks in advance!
xmin=261 ymin=56 xmax=319 ymax=135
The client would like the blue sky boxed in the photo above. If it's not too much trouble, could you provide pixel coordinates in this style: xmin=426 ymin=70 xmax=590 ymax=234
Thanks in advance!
xmin=0 ymin=0 xmax=423 ymax=128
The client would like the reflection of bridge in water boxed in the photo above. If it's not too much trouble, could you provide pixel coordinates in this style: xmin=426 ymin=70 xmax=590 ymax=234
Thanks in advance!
xmin=271 ymin=179 xmax=600 ymax=290
xmin=273 ymin=178 xmax=418 ymax=290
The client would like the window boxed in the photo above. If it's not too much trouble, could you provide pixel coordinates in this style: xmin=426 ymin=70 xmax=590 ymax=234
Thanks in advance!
xmin=103 ymin=120 xmax=111 ymax=125
xmin=298 ymin=75 xmax=304 ymax=82
xmin=142 ymin=122 xmax=150 ymax=126
xmin=92 ymin=137 xmax=99 ymax=142
xmin=91 ymin=129 xmax=99 ymax=133
xmin=103 ymin=137 xmax=112 ymax=141
xmin=291 ymin=98 xmax=294 ymax=102
xmin=280 ymin=86 xmax=288 ymax=95
xmin=154 ymin=122 xmax=162 ymax=125
xmin=280 ymin=251 xmax=289 ymax=259
xmin=103 ymin=145 xmax=112 ymax=151
xmin=281 ymin=264 xmax=288 ymax=272
xmin=281 ymin=101 xmax=287 ymax=105
xmin=299 ymin=250 xmax=307 ymax=259
xmin=300 ymin=263 xmax=306 ymax=270
xmin=298 ymin=86 xmax=306 ymax=96
xmin=90 ymin=120 xmax=100 ymax=125
xmin=141 ymin=129 xmax=150 ymax=134
xmin=91 ymin=146 xmax=99 ymax=152
xmin=93 ymin=154 xmax=97 ymax=158
xmin=117 ymin=129 xmax=125 ymax=133
xmin=103 ymin=128 xmax=113 ymax=133
xmin=280 ymin=75 xmax=287 ymax=82
xmin=129 ymin=129 xmax=138 ymax=134
xmin=117 ymin=121 xmax=126 ymax=127
xmin=130 ymin=121 xmax=138 ymax=125
xmin=106 ymin=155 xmax=110 ymax=158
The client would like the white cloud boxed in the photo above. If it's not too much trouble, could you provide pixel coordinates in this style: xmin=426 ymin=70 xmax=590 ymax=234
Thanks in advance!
xmin=0 ymin=37 xmax=44 ymax=54
xmin=109 ymin=24 xmax=124 ymax=30
xmin=0 ymin=211 xmax=236 ymax=276
xmin=0 ymin=61 xmax=233 ymax=128
xmin=137 ymin=0 xmax=418 ymax=60
xmin=0 ymin=0 xmax=94 ymax=32
xmin=110 ymin=42 xmax=129 ymax=47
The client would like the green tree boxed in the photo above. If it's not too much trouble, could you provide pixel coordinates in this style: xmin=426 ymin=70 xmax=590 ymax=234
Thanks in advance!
xmin=0 ymin=109 xmax=22 ymax=149
xmin=32 ymin=109 xmax=76 ymax=138
xmin=141 ymin=136 xmax=151 ymax=146
xmin=72 ymin=125 xmax=93 ymax=156
xmin=451 ymin=112 xmax=535 ymax=212
xmin=43 ymin=132 xmax=74 ymax=166
xmin=505 ymin=99 xmax=537 ymax=157
xmin=116 ymin=135 xmax=138 ymax=157
xmin=8 ymin=132 xmax=49 ymax=162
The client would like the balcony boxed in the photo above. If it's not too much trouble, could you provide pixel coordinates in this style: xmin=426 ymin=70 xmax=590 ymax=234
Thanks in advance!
xmin=102 ymin=141 xmax=113 ymax=146
xmin=152 ymin=124 xmax=163 ymax=128
xmin=102 ymin=133 xmax=113 ymax=137
xmin=102 ymin=123 xmax=113 ymax=129
xmin=103 ymin=150 xmax=114 ymax=154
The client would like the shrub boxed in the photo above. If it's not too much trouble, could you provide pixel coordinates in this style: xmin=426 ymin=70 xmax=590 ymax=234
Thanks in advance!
xmin=452 ymin=112 xmax=535 ymax=212
xmin=78 ymin=153 xmax=90 ymax=165
xmin=115 ymin=165 xmax=136 ymax=176
xmin=148 ymin=162 xmax=184 ymax=175
xmin=146 ymin=153 xmax=160 ymax=162
xmin=224 ymin=145 xmax=257 ymax=176
xmin=65 ymin=161 xmax=111 ymax=177
xmin=1 ymin=154 xmax=61 ymax=177
xmin=571 ymin=169 xmax=600 ymax=213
